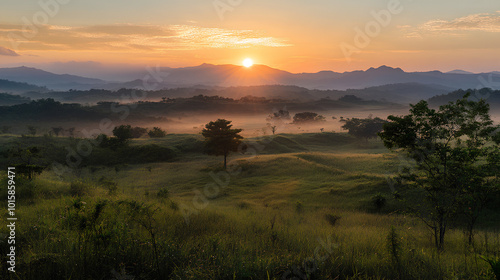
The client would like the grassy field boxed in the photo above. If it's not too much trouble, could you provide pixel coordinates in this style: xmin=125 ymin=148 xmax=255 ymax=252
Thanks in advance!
xmin=0 ymin=133 xmax=499 ymax=279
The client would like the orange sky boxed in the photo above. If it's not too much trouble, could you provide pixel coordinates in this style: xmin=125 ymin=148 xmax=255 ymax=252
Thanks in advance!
xmin=1 ymin=0 xmax=500 ymax=74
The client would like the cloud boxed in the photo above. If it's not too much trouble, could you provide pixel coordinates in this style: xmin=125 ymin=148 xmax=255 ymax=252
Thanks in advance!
xmin=420 ymin=12 xmax=500 ymax=33
xmin=0 ymin=46 xmax=19 ymax=56
xmin=0 ymin=24 xmax=292 ymax=53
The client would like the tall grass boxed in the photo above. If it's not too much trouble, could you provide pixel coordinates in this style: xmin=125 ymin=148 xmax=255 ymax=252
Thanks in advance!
xmin=0 ymin=134 xmax=498 ymax=279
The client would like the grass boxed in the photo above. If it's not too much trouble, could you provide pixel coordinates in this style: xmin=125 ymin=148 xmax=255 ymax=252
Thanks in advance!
xmin=0 ymin=133 xmax=498 ymax=279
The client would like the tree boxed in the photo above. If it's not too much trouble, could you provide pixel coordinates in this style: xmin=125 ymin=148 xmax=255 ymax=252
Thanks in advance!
xmin=95 ymin=134 xmax=122 ymax=150
xmin=130 ymin=127 xmax=148 ymax=138
xmin=266 ymin=123 xmax=277 ymax=135
xmin=26 ymin=125 xmax=37 ymax=136
xmin=379 ymin=94 xmax=500 ymax=250
xmin=148 ymin=127 xmax=166 ymax=138
xmin=112 ymin=125 xmax=133 ymax=144
xmin=292 ymin=112 xmax=326 ymax=124
xmin=67 ymin=127 xmax=76 ymax=137
xmin=266 ymin=109 xmax=291 ymax=122
xmin=266 ymin=109 xmax=290 ymax=134
xmin=202 ymin=119 xmax=243 ymax=169
xmin=52 ymin=127 xmax=64 ymax=136
xmin=8 ymin=146 xmax=46 ymax=180
xmin=341 ymin=117 xmax=387 ymax=140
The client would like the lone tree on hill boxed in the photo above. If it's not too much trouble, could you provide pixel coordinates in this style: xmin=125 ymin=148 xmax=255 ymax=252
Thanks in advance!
xmin=379 ymin=93 xmax=500 ymax=250
xmin=202 ymin=119 xmax=244 ymax=169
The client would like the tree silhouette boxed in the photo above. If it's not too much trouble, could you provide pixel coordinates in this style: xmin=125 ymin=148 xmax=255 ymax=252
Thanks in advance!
xmin=112 ymin=125 xmax=133 ymax=144
xmin=52 ymin=127 xmax=64 ymax=136
xmin=202 ymin=119 xmax=243 ymax=169
xmin=26 ymin=125 xmax=37 ymax=136
xmin=379 ymin=93 xmax=500 ymax=250
xmin=9 ymin=145 xmax=46 ymax=180
xmin=148 ymin=127 xmax=166 ymax=138
xmin=292 ymin=112 xmax=325 ymax=124
xmin=341 ymin=117 xmax=387 ymax=140
xmin=130 ymin=127 xmax=148 ymax=138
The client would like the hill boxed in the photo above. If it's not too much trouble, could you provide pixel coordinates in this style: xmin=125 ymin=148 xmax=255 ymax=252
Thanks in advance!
xmin=0 ymin=66 xmax=106 ymax=90
xmin=18 ymin=84 xmax=449 ymax=105
xmin=0 ymin=92 xmax=31 ymax=106
xmin=2 ymin=65 xmax=500 ymax=93
xmin=0 ymin=79 xmax=49 ymax=94
xmin=428 ymin=88 xmax=500 ymax=108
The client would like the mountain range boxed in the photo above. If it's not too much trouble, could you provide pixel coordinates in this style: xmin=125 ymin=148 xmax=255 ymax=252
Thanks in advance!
xmin=0 ymin=65 xmax=499 ymax=93
xmin=0 ymin=66 xmax=106 ymax=91
xmin=0 ymin=65 xmax=499 ymax=107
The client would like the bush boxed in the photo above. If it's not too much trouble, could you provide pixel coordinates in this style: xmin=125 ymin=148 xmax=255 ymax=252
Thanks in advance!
xmin=372 ymin=192 xmax=387 ymax=211
xmin=325 ymin=214 xmax=341 ymax=226
xmin=112 ymin=125 xmax=133 ymax=143
xmin=130 ymin=126 xmax=148 ymax=138
xmin=98 ymin=177 xmax=118 ymax=195
xmin=295 ymin=201 xmax=304 ymax=213
xmin=482 ymin=256 xmax=500 ymax=280
xmin=148 ymin=127 xmax=166 ymax=138
xmin=157 ymin=187 xmax=169 ymax=199
xmin=292 ymin=112 xmax=326 ymax=124
xmin=70 ymin=181 xmax=90 ymax=197
xmin=169 ymin=200 xmax=179 ymax=211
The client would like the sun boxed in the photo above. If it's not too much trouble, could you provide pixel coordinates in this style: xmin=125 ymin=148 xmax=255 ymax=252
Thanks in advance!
xmin=243 ymin=58 xmax=254 ymax=68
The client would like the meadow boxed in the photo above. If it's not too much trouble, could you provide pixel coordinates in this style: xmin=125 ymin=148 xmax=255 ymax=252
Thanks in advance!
xmin=0 ymin=132 xmax=499 ymax=279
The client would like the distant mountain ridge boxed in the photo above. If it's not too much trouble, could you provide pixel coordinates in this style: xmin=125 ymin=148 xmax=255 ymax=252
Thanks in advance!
xmin=0 ymin=64 xmax=499 ymax=95
xmin=17 ymin=83 xmax=453 ymax=105
xmin=0 ymin=66 xmax=106 ymax=90
xmin=0 ymin=79 xmax=49 ymax=93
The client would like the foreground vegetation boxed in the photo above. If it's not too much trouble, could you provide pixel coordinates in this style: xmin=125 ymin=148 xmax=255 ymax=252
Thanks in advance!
xmin=0 ymin=131 xmax=499 ymax=279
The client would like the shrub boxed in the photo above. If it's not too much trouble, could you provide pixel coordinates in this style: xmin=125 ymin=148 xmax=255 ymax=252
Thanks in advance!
xmin=130 ymin=126 xmax=148 ymax=138
xmin=148 ymin=127 xmax=166 ymax=138
xmin=325 ymin=214 xmax=341 ymax=226
xmin=70 ymin=181 xmax=90 ymax=197
xmin=292 ymin=112 xmax=326 ymax=124
xmin=372 ymin=192 xmax=387 ymax=211
xmin=295 ymin=201 xmax=304 ymax=213
xmin=170 ymin=200 xmax=179 ymax=211
xmin=98 ymin=177 xmax=118 ymax=195
xmin=112 ymin=125 xmax=133 ymax=143
xmin=482 ymin=256 xmax=500 ymax=280
xmin=157 ymin=187 xmax=169 ymax=199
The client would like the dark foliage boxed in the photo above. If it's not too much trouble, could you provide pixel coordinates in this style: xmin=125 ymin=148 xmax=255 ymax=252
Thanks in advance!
xmin=292 ymin=112 xmax=326 ymax=124
xmin=341 ymin=117 xmax=387 ymax=140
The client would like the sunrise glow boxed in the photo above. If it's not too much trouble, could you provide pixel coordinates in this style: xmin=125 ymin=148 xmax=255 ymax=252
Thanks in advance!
xmin=243 ymin=58 xmax=254 ymax=68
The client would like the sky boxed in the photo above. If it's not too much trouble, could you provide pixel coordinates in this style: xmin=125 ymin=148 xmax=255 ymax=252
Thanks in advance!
xmin=1 ymin=0 xmax=500 ymax=77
